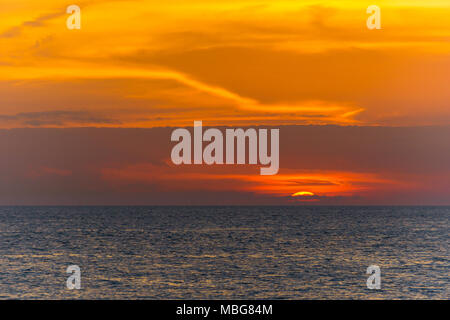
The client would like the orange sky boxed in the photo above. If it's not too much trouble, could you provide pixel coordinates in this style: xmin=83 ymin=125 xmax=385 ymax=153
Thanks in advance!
xmin=0 ymin=1 xmax=449 ymax=204
xmin=1 ymin=0 xmax=450 ymax=128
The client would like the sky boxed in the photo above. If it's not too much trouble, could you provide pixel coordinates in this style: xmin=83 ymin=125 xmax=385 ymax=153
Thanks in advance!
xmin=0 ymin=0 xmax=449 ymax=205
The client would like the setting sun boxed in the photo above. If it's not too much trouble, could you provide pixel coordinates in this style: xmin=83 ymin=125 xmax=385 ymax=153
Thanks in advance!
xmin=291 ymin=191 xmax=315 ymax=197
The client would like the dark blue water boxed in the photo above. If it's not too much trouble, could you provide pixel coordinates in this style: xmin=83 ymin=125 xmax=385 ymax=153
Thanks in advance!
xmin=0 ymin=206 xmax=448 ymax=299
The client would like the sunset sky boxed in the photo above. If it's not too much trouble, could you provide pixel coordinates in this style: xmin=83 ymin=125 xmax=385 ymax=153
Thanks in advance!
xmin=0 ymin=0 xmax=449 ymax=205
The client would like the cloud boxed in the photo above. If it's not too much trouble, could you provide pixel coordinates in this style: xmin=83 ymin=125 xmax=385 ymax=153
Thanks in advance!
xmin=283 ymin=193 xmax=363 ymax=204
xmin=27 ymin=166 xmax=72 ymax=178
xmin=0 ymin=125 xmax=449 ymax=205
xmin=0 ymin=11 xmax=61 ymax=38
xmin=289 ymin=179 xmax=339 ymax=186
xmin=1 ymin=2 xmax=449 ymax=127
xmin=0 ymin=0 xmax=138 ymax=38
xmin=0 ymin=110 xmax=121 ymax=127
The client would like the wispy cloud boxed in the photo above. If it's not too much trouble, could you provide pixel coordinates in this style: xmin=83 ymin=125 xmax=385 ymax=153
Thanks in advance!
xmin=0 ymin=11 xmax=61 ymax=38
xmin=0 ymin=0 xmax=449 ymax=127
xmin=0 ymin=110 xmax=121 ymax=127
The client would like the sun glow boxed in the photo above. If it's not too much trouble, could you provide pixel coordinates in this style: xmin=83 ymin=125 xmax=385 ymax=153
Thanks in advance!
xmin=291 ymin=191 xmax=315 ymax=197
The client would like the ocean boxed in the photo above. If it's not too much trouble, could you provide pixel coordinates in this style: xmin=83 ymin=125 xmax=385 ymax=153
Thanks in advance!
xmin=0 ymin=206 xmax=448 ymax=299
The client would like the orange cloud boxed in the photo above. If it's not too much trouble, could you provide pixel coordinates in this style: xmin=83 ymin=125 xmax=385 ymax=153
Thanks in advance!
xmin=0 ymin=1 xmax=449 ymax=127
